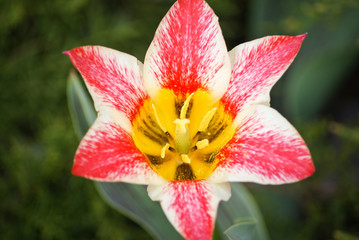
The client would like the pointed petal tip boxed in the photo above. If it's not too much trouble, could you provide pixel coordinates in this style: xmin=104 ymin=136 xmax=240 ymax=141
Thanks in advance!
xmin=293 ymin=160 xmax=315 ymax=183
xmin=70 ymin=165 xmax=105 ymax=182
xmin=71 ymin=163 xmax=82 ymax=178
xmin=300 ymin=154 xmax=315 ymax=180
xmin=62 ymin=50 xmax=70 ymax=56
xmin=307 ymin=161 xmax=316 ymax=176
xmin=297 ymin=32 xmax=308 ymax=40
xmin=178 ymin=0 xmax=204 ymax=4
xmin=292 ymin=163 xmax=315 ymax=183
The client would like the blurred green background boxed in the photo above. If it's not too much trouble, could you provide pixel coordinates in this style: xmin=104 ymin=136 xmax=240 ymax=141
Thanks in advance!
xmin=1 ymin=0 xmax=358 ymax=239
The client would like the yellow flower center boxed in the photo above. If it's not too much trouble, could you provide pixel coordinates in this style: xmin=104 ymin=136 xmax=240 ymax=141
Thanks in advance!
xmin=132 ymin=89 xmax=235 ymax=181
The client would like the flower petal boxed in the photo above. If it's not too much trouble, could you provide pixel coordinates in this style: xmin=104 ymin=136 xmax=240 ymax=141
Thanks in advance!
xmin=148 ymin=181 xmax=231 ymax=240
xmin=65 ymin=46 xmax=147 ymax=122
xmin=72 ymin=112 xmax=165 ymax=185
xmin=143 ymin=0 xmax=231 ymax=100
xmin=208 ymin=105 xmax=314 ymax=184
xmin=221 ymin=34 xmax=306 ymax=117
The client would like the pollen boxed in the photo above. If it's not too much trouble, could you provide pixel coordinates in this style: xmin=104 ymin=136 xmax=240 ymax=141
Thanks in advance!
xmin=131 ymin=89 xmax=235 ymax=181
xmin=181 ymin=154 xmax=191 ymax=164
xmin=196 ymin=139 xmax=209 ymax=149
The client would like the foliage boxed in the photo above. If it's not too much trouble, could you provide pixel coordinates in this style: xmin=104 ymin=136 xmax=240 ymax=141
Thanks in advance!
xmin=1 ymin=0 xmax=358 ymax=239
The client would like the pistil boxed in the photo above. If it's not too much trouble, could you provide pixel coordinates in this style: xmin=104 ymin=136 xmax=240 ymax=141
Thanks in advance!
xmin=132 ymin=89 xmax=234 ymax=181
xmin=173 ymin=118 xmax=191 ymax=154
xmin=173 ymin=93 xmax=193 ymax=155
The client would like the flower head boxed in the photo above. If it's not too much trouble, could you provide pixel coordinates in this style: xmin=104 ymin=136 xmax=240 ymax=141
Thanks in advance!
xmin=65 ymin=0 xmax=314 ymax=239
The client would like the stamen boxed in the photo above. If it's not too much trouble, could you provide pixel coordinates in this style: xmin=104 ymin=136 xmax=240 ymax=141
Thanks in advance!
xmin=161 ymin=143 xmax=170 ymax=158
xmin=152 ymin=104 xmax=167 ymax=133
xmin=199 ymin=107 xmax=217 ymax=132
xmin=132 ymin=89 xmax=235 ymax=181
xmin=196 ymin=139 xmax=209 ymax=149
xmin=180 ymin=93 xmax=194 ymax=119
xmin=181 ymin=154 xmax=191 ymax=164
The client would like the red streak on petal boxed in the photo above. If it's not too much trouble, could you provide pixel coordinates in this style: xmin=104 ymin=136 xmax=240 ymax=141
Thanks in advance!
xmin=222 ymin=34 xmax=306 ymax=118
xmin=72 ymin=122 xmax=151 ymax=181
xmin=217 ymin=106 xmax=314 ymax=183
xmin=166 ymin=181 xmax=213 ymax=240
xmin=67 ymin=46 xmax=147 ymax=122
xmin=148 ymin=0 xmax=225 ymax=96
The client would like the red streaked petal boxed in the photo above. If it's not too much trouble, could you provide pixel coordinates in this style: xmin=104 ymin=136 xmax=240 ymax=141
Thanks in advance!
xmin=148 ymin=181 xmax=231 ymax=240
xmin=143 ymin=0 xmax=231 ymax=100
xmin=65 ymin=46 xmax=147 ymax=122
xmin=221 ymin=34 xmax=306 ymax=117
xmin=72 ymin=113 xmax=165 ymax=185
xmin=209 ymin=105 xmax=314 ymax=184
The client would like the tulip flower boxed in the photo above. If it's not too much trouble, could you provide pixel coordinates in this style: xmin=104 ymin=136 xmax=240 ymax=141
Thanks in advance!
xmin=65 ymin=0 xmax=314 ymax=239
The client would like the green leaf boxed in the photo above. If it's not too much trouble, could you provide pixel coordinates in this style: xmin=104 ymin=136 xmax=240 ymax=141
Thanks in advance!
xmin=96 ymin=182 xmax=183 ymax=240
xmin=284 ymin=42 xmax=358 ymax=120
xmin=248 ymin=0 xmax=359 ymax=120
xmin=224 ymin=218 xmax=258 ymax=240
xmin=329 ymin=122 xmax=359 ymax=143
xmin=66 ymin=71 xmax=183 ymax=240
xmin=283 ymin=7 xmax=359 ymax=120
xmin=217 ymin=183 xmax=269 ymax=240
xmin=334 ymin=230 xmax=359 ymax=240
xmin=66 ymin=70 xmax=96 ymax=138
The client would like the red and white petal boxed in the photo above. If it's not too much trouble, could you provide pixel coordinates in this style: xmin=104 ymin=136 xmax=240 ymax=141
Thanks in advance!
xmin=143 ymin=0 xmax=231 ymax=100
xmin=208 ymin=105 xmax=314 ymax=184
xmin=72 ymin=113 xmax=165 ymax=185
xmin=65 ymin=46 xmax=147 ymax=122
xmin=221 ymin=34 xmax=306 ymax=117
xmin=148 ymin=181 xmax=231 ymax=240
